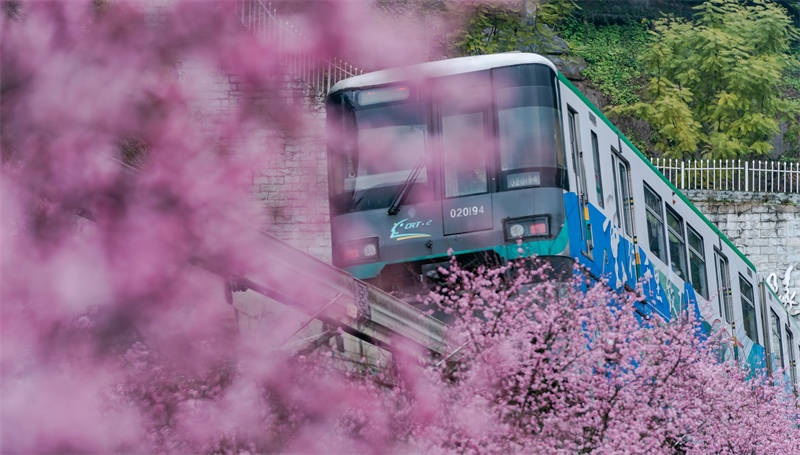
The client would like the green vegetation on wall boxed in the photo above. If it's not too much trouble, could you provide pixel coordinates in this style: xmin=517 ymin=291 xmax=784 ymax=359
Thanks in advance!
xmin=453 ymin=0 xmax=578 ymax=56
xmin=559 ymin=19 xmax=650 ymax=105
xmin=786 ymin=44 xmax=800 ymax=96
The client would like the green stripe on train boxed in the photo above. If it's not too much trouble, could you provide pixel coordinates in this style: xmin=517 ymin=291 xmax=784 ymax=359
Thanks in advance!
xmin=347 ymin=223 xmax=570 ymax=279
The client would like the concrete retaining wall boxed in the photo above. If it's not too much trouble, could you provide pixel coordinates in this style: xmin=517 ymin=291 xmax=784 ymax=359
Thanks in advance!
xmin=685 ymin=190 xmax=800 ymax=311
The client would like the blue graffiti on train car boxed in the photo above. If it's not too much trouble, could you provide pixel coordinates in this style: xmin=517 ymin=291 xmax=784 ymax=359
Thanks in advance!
xmin=564 ymin=192 xmax=636 ymax=290
xmin=564 ymin=191 xmax=766 ymax=371
xmin=566 ymin=192 xmax=698 ymax=322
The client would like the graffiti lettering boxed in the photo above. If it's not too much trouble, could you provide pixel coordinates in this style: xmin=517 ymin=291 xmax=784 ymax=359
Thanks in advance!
xmin=766 ymin=264 xmax=800 ymax=318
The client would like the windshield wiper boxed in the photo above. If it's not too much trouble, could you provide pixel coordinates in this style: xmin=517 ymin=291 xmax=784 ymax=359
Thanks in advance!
xmin=387 ymin=157 xmax=425 ymax=215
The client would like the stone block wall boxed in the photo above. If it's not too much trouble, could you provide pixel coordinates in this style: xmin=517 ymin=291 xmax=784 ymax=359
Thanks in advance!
xmin=150 ymin=0 xmax=334 ymax=264
xmin=183 ymin=56 xmax=333 ymax=263
xmin=250 ymin=108 xmax=332 ymax=263
xmin=686 ymin=190 xmax=800 ymax=308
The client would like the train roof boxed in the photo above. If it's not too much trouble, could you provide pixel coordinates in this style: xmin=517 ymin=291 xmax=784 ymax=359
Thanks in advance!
xmin=329 ymin=53 xmax=557 ymax=93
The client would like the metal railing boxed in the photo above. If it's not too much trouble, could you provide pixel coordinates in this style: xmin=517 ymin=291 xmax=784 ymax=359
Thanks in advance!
xmin=652 ymin=158 xmax=800 ymax=194
xmin=240 ymin=0 xmax=364 ymax=97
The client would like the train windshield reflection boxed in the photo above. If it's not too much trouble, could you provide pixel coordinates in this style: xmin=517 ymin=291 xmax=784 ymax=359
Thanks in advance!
xmin=328 ymin=63 xmax=566 ymax=214
xmin=345 ymin=100 xmax=430 ymax=211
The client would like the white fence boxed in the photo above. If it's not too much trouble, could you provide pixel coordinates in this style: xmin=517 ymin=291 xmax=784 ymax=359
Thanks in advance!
xmin=652 ymin=158 xmax=800 ymax=194
xmin=240 ymin=0 xmax=364 ymax=97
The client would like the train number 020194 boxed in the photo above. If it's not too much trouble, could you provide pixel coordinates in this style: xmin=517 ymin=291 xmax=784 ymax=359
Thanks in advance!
xmin=449 ymin=205 xmax=485 ymax=218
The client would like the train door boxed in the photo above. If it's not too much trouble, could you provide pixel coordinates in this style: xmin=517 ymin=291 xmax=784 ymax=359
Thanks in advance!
xmin=567 ymin=107 xmax=587 ymax=199
xmin=567 ymin=106 xmax=593 ymax=256
xmin=769 ymin=308 xmax=785 ymax=373
xmin=714 ymin=250 xmax=733 ymax=323
xmin=438 ymin=71 xmax=494 ymax=236
xmin=761 ymin=283 xmax=780 ymax=375
xmin=787 ymin=328 xmax=798 ymax=389
xmin=608 ymin=147 xmax=638 ymax=289
xmin=610 ymin=150 xmax=634 ymax=239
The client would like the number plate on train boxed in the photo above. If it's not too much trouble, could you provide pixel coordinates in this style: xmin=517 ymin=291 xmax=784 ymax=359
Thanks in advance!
xmin=449 ymin=205 xmax=486 ymax=218
xmin=443 ymin=195 xmax=493 ymax=235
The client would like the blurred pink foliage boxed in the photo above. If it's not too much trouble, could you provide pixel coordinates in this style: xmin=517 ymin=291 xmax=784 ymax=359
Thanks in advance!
xmin=0 ymin=1 xmax=436 ymax=452
xmin=1 ymin=1 xmax=799 ymax=454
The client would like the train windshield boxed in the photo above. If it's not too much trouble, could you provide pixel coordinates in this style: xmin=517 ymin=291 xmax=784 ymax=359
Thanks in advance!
xmin=328 ymin=88 xmax=432 ymax=213
xmin=352 ymin=103 xmax=428 ymax=194
xmin=327 ymin=63 xmax=565 ymax=214
xmin=493 ymin=65 xmax=565 ymax=190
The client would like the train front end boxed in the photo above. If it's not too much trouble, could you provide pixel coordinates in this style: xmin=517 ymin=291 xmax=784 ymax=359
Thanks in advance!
xmin=326 ymin=55 xmax=571 ymax=293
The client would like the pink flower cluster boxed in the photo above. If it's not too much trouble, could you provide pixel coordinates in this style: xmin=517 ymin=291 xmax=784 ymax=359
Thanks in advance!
xmin=423 ymin=258 xmax=800 ymax=453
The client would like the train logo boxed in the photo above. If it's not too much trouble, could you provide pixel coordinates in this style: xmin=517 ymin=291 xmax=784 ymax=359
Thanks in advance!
xmin=390 ymin=218 xmax=434 ymax=241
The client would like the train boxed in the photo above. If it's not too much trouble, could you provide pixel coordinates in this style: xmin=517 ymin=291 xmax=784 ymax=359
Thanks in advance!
xmin=325 ymin=52 xmax=800 ymax=385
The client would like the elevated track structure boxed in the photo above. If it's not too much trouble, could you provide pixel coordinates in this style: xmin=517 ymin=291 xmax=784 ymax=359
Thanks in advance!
xmin=226 ymin=231 xmax=447 ymax=357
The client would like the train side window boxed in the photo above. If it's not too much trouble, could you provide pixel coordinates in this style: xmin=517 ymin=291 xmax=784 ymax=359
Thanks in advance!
xmin=714 ymin=251 xmax=732 ymax=323
xmin=739 ymin=276 xmax=758 ymax=343
xmin=665 ymin=206 xmax=688 ymax=280
xmin=686 ymin=225 xmax=708 ymax=299
xmin=643 ymin=183 xmax=666 ymax=263
xmin=611 ymin=150 xmax=633 ymax=236
xmin=770 ymin=310 xmax=784 ymax=371
xmin=590 ymin=131 xmax=604 ymax=208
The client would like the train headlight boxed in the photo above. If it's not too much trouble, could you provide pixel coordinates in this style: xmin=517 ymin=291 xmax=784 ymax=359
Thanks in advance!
xmin=339 ymin=237 xmax=380 ymax=264
xmin=362 ymin=243 xmax=378 ymax=258
xmin=504 ymin=216 xmax=550 ymax=241
xmin=508 ymin=223 xmax=525 ymax=238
